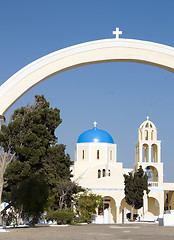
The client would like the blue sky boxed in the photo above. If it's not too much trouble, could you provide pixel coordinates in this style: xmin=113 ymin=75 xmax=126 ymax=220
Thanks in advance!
xmin=0 ymin=0 xmax=174 ymax=182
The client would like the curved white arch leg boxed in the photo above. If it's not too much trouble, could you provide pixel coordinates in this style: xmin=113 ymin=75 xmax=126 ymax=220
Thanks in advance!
xmin=0 ymin=38 xmax=174 ymax=115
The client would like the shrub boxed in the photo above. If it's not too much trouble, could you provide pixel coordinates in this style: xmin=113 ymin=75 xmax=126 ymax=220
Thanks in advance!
xmin=73 ymin=191 xmax=103 ymax=223
xmin=6 ymin=211 xmax=18 ymax=226
xmin=126 ymin=213 xmax=139 ymax=221
xmin=46 ymin=210 xmax=74 ymax=225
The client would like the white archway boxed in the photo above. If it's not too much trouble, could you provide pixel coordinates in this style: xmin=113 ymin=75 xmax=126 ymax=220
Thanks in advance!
xmin=0 ymin=38 xmax=174 ymax=115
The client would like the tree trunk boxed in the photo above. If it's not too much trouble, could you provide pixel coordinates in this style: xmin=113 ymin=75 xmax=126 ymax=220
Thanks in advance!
xmin=0 ymin=175 xmax=4 ymax=226
xmin=130 ymin=205 xmax=134 ymax=221
xmin=59 ymin=196 xmax=64 ymax=210
xmin=0 ymin=151 xmax=15 ymax=226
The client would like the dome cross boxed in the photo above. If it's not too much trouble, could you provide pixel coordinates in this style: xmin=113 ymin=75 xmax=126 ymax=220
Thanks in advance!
xmin=93 ymin=121 xmax=97 ymax=128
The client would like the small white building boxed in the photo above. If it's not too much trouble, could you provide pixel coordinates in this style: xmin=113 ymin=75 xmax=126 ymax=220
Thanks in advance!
xmin=72 ymin=118 xmax=174 ymax=223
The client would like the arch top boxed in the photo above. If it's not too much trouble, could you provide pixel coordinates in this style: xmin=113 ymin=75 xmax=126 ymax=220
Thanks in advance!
xmin=0 ymin=38 xmax=174 ymax=115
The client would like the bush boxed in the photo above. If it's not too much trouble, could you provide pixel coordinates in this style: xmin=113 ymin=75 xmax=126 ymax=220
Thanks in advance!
xmin=6 ymin=211 xmax=17 ymax=226
xmin=73 ymin=191 xmax=103 ymax=224
xmin=126 ymin=213 xmax=139 ymax=221
xmin=46 ymin=210 xmax=74 ymax=225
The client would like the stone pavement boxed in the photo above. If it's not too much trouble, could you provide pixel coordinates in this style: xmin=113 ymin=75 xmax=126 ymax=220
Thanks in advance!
xmin=0 ymin=223 xmax=174 ymax=240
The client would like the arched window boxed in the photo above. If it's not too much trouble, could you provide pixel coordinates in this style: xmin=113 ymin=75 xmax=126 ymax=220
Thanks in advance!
xmin=98 ymin=170 xmax=101 ymax=178
xmin=140 ymin=131 xmax=142 ymax=140
xmin=102 ymin=169 xmax=106 ymax=177
xmin=82 ymin=150 xmax=84 ymax=159
xmin=145 ymin=130 xmax=148 ymax=140
xmin=151 ymin=130 xmax=154 ymax=140
xmin=152 ymin=144 xmax=158 ymax=163
xmin=146 ymin=166 xmax=158 ymax=182
xmin=143 ymin=144 xmax=149 ymax=162
xmin=97 ymin=150 xmax=99 ymax=159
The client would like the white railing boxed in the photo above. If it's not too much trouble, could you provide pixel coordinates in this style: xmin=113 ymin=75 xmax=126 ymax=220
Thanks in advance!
xmin=148 ymin=182 xmax=158 ymax=187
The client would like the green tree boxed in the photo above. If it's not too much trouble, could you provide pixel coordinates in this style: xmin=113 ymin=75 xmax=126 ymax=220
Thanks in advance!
xmin=124 ymin=166 xmax=150 ymax=221
xmin=15 ymin=175 xmax=49 ymax=226
xmin=42 ymin=144 xmax=80 ymax=211
xmin=0 ymin=95 xmax=62 ymax=223
xmin=0 ymin=95 xmax=61 ymax=168
xmin=73 ymin=191 xmax=103 ymax=223
xmin=43 ymin=144 xmax=72 ymax=191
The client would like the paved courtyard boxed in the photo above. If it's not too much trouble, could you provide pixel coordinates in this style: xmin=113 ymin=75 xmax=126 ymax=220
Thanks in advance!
xmin=0 ymin=223 xmax=174 ymax=240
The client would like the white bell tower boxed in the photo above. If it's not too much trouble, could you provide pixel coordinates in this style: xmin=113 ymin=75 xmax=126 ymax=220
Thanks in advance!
xmin=134 ymin=116 xmax=163 ymax=186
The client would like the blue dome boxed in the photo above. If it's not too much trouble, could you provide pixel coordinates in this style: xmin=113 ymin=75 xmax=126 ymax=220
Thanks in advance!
xmin=77 ymin=127 xmax=114 ymax=144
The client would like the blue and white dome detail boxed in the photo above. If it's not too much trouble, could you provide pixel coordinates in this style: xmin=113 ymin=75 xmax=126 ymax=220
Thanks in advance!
xmin=77 ymin=122 xmax=114 ymax=144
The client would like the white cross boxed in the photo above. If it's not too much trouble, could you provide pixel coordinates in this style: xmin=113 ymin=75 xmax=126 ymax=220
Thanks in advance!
xmin=146 ymin=116 xmax=149 ymax=121
xmin=93 ymin=121 xmax=97 ymax=128
xmin=113 ymin=27 xmax=122 ymax=39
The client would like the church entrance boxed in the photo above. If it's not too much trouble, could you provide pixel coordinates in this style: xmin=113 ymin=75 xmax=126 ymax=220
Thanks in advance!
xmin=98 ymin=202 xmax=110 ymax=223
xmin=94 ymin=196 xmax=116 ymax=224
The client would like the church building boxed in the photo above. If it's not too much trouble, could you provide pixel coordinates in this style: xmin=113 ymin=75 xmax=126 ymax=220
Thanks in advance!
xmin=72 ymin=117 xmax=174 ymax=223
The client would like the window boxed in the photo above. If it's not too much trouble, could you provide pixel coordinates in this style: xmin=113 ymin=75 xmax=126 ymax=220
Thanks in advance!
xmin=151 ymin=130 xmax=154 ymax=140
xmin=145 ymin=123 xmax=149 ymax=128
xmin=82 ymin=150 xmax=84 ymax=159
xmin=102 ymin=169 xmax=106 ymax=177
xmin=143 ymin=144 xmax=148 ymax=162
xmin=145 ymin=130 xmax=148 ymax=140
xmin=152 ymin=144 xmax=158 ymax=163
xmin=98 ymin=170 xmax=101 ymax=178
xmin=97 ymin=150 xmax=99 ymax=159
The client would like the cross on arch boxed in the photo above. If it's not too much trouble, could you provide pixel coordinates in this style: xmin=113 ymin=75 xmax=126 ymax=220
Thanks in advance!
xmin=113 ymin=27 xmax=122 ymax=39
